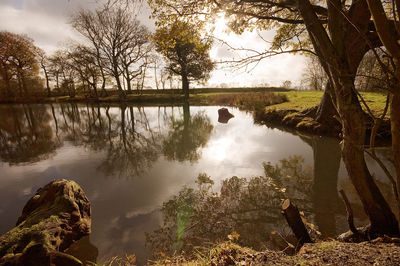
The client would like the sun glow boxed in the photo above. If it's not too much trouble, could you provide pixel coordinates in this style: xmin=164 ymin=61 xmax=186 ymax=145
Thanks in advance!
xmin=211 ymin=15 xmax=230 ymax=36
xmin=204 ymin=137 xmax=233 ymax=162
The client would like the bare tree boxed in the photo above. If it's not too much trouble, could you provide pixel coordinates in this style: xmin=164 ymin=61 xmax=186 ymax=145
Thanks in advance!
xmin=48 ymin=50 xmax=76 ymax=97
xmin=36 ymin=48 xmax=52 ymax=96
xmin=71 ymin=4 xmax=151 ymax=99
xmin=67 ymin=45 xmax=102 ymax=99
xmin=301 ymin=55 xmax=328 ymax=91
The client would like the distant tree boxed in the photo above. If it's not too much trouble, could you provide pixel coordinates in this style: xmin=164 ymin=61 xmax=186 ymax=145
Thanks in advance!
xmin=67 ymin=45 xmax=102 ymax=99
xmin=71 ymin=4 xmax=152 ymax=99
xmin=281 ymin=80 xmax=292 ymax=89
xmin=355 ymin=49 xmax=391 ymax=92
xmin=0 ymin=31 xmax=42 ymax=97
xmin=48 ymin=51 xmax=66 ymax=93
xmin=301 ymin=55 xmax=328 ymax=91
xmin=152 ymin=20 xmax=214 ymax=100
xmin=36 ymin=48 xmax=52 ymax=96
xmin=48 ymin=50 xmax=77 ymax=97
xmin=302 ymin=51 xmax=388 ymax=92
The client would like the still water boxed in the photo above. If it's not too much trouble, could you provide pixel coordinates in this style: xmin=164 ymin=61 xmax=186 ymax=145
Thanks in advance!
xmin=0 ymin=103 xmax=395 ymax=264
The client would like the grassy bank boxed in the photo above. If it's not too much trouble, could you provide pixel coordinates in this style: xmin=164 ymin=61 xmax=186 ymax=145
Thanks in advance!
xmin=268 ymin=90 xmax=389 ymax=118
xmin=149 ymin=239 xmax=400 ymax=265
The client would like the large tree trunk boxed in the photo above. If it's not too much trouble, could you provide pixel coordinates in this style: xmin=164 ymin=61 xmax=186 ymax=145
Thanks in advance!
xmin=392 ymin=91 xmax=400 ymax=208
xmin=297 ymin=0 xmax=399 ymax=236
xmin=315 ymin=82 xmax=338 ymax=124
xmin=337 ymin=78 xmax=399 ymax=236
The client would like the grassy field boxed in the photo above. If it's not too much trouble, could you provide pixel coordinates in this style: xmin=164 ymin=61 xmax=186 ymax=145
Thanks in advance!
xmin=267 ymin=90 xmax=389 ymax=118
xmin=51 ymin=87 xmax=290 ymax=108
xmin=2 ymin=88 xmax=389 ymax=118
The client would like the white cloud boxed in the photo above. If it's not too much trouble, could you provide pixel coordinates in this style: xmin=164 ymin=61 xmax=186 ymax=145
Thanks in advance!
xmin=208 ymin=20 xmax=306 ymax=87
xmin=0 ymin=2 xmax=83 ymax=53
xmin=0 ymin=0 xmax=305 ymax=87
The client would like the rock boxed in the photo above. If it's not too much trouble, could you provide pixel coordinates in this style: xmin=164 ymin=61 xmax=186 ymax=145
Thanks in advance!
xmin=0 ymin=179 xmax=91 ymax=266
xmin=218 ymin=108 xmax=234 ymax=124
xmin=64 ymin=236 xmax=99 ymax=265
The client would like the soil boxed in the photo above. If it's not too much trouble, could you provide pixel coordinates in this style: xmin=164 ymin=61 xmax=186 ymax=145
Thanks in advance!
xmin=154 ymin=238 xmax=400 ymax=265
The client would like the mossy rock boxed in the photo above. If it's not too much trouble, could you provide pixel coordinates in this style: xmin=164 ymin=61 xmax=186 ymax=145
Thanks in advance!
xmin=0 ymin=179 xmax=91 ymax=265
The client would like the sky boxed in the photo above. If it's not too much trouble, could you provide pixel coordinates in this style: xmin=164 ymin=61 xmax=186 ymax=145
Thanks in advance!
xmin=0 ymin=0 xmax=307 ymax=87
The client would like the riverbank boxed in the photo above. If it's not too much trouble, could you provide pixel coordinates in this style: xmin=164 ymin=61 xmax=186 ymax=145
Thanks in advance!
xmin=0 ymin=87 xmax=289 ymax=105
xmin=151 ymin=238 xmax=400 ymax=265
xmin=254 ymin=90 xmax=391 ymax=142
xmin=1 ymin=88 xmax=389 ymax=141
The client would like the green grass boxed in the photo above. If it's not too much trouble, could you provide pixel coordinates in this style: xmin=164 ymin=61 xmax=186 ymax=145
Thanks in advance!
xmin=200 ymin=91 xmax=288 ymax=111
xmin=55 ymin=90 xmax=288 ymax=110
xmin=266 ymin=91 xmax=324 ymax=110
xmin=359 ymin=91 xmax=390 ymax=117
xmin=22 ymin=88 xmax=389 ymax=119
xmin=267 ymin=90 xmax=389 ymax=118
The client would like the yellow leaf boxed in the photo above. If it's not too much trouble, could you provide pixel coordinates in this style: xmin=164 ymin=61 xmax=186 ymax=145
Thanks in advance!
xmin=228 ymin=231 xmax=240 ymax=241
xmin=126 ymin=254 xmax=136 ymax=264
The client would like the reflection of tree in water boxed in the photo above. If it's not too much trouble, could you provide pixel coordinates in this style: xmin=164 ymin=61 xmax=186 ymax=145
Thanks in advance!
xmin=98 ymin=106 xmax=161 ymax=178
xmin=0 ymin=105 xmax=60 ymax=164
xmin=57 ymin=104 xmax=161 ymax=178
xmin=162 ymin=103 xmax=213 ymax=163
xmin=0 ymin=102 xmax=215 ymax=175
xmin=146 ymin=156 xmax=314 ymax=258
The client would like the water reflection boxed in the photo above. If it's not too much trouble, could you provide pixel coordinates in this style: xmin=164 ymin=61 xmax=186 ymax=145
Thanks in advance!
xmin=163 ymin=102 xmax=213 ymax=163
xmin=299 ymin=134 xmax=342 ymax=237
xmin=0 ymin=103 xmax=213 ymax=178
xmin=0 ymin=105 xmax=60 ymax=164
xmin=0 ymin=104 xmax=394 ymax=265
xmin=145 ymin=157 xmax=315 ymax=258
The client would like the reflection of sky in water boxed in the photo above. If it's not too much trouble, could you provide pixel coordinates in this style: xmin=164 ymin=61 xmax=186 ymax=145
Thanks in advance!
xmin=0 ymin=105 xmax=394 ymax=264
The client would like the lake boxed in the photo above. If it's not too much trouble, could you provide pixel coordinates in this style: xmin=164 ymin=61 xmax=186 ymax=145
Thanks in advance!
xmin=0 ymin=103 xmax=395 ymax=264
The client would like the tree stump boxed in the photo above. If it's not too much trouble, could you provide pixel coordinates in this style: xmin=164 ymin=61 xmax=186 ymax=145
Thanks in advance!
xmin=218 ymin=108 xmax=234 ymax=124
xmin=282 ymin=199 xmax=312 ymax=246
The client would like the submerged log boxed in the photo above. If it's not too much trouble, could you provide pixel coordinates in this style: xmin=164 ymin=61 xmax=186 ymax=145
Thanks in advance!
xmin=282 ymin=199 xmax=313 ymax=247
xmin=0 ymin=179 xmax=91 ymax=266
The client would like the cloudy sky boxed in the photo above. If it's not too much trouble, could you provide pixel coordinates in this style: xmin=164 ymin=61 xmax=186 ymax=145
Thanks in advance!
xmin=0 ymin=0 xmax=307 ymax=87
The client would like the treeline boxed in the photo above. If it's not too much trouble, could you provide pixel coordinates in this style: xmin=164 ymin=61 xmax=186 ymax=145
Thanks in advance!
xmin=0 ymin=32 xmax=43 ymax=98
xmin=301 ymin=50 xmax=393 ymax=92
xmin=0 ymin=2 xmax=213 ymax=101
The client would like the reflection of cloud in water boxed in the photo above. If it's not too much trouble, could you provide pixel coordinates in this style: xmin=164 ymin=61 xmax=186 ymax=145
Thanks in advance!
xmin=0 ymin=104 xmax=395 ymax=264
xmin=203 ymin=137 xmax=233 ymax=161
